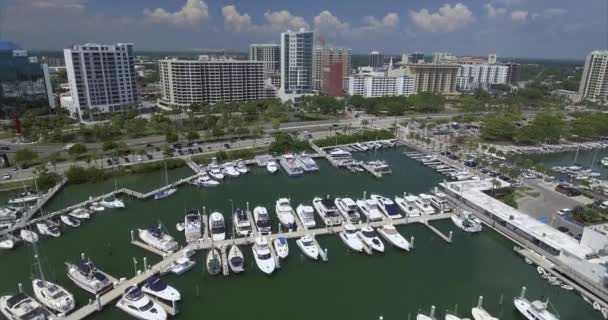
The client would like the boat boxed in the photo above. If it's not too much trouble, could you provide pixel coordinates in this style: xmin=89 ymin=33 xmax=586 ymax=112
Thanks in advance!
xmin=252 ymin=237 xmax=275 ymax=275
xmin=60 ymin=215 xmax=80 ymax=228
xmin=207 ymin=166 xmax=225 ymax=180
xmin=560 ymin=284 xmax=573 ymax=291
xmin=395 ymin=194 xmax=422 ymax=217
xmin=415 ymin=194 xmax=436 ymax=215
xmin=524 ymin=258 xmax=533 ymax=265
xmin=451 ymin=211 xmax=483 ymax=233
xmin=142 ymin=275 xmax=181 ymax=302
xmin=20 ymin=229 xmax=39 ymax=243
xmin=275 ymin=198 xmax=296 ymax=230
xmin=32 ymin=279 xmax=75 ymax=315
xmin=296 ymin=235 xmax=319 ymax=260
xmin=335 ymin=198 xmax=361 ymax=224
xmin=154 ymin=187 xmax=177 ymax=200
xmin=138 ymin=225 xmax=179 ymax=253
xmin=222 ymin=163 xmax=240 ymax=177
xmin=206 ymin=249 xmax=221 ymax=276
xmin=164 ymin=257 xmax=195 ymax=275
xmin=273 ymin=237 xmax=289 ymax=259
xmin=537 ymin=266 xmax=546 ymax=275
xmin=66 ymin=255 xmax=112 ymax=295
xmin=471 ymin=306 xmax=499 ymax=320
xmin=99 ymin=196 xmax=125 ymax=209
xmin=194 ymin=175 xmax=220 ymax=187
xmin=88 ymin=202 xmax=105 ymax=212
xmin=445 ymin=314 xmax=468 ymax=320
xmin=236 ymin=162 xmax=249 ymax=174
xmin=339 ymin=223 xmax=364 ymax=252
xmin=355 ymin=199 xmax=384 ymax=222
xmin=175 ymin=220 xmax=185 ymax=232
xmin=8 ymin=191 xmax=41 ymax=205
xmin=228 ymin=245 xmax=245 ymax=273
xmin=514 ymin=290 xmax=560 ymax=320
xmin=312 ymin=197 xmax=342 ymax=226
xmin=233 ymin=208 xmax=252 ymax=236
xmin=266 ymin=160 xmax=279 ymax=174
xmin=36 ymin=220 xmax=61 ymax=238
xmin=357 ymin=226 xmax=384 ymax=252
xmin=430 ymin=192 xmax=454 ymax=213
xmin=68 ymin=208 xmax=90 ymax=220
xmin=296 ymin=204 xmax=316 ymax=228
xmin=370 ymin=194 xmax=402 ymax=219
xmin=416 ymin=315 xmax=434 ymax=320
xmin=279 ymin=154 xmax=304 ymax=177
xmin=253 ymin=206 xmax=272 ymax=234
xmin=0 ymin=293 xmax=54 ymax=320
xmin=296 ymin=154 xmax=319 ymax=172
xmin=184 ymin=209 xmax=202 ymax=243
xmin=116 ymin=286 xmax=167 ymax=320
xmin=377 ymin=224 xmax=410 ymax=251
xmin=0 ymin=238 xmax=14 ymax=250
xmin=328 ymin=148 xmax=352 ymax=160
xmin=0 ymin=207 xmax=18 ymax=228
xmin=209 ymin=212 xmax=226 ymax=241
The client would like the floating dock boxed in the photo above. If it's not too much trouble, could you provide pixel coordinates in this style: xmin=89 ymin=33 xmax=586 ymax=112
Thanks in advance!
xmin=220 ymin=245 xmax=229 ymax=276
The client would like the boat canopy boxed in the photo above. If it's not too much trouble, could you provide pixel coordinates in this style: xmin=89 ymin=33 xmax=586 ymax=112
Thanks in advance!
xmin=146 ymin=277 xmax=167 ymax=292
xmin=124 ymin=286 xmax=145 ymax=301
xmin=6 ymin=293 xmax=28 ymax=308
xmin=278 ymin=237 xmax=287 ymax=245
xmin=229 ymin=256 xmax=243 ymax=267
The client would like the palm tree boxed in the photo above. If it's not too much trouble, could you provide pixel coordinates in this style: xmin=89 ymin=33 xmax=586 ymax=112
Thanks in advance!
xmin=491 ymin=179 xmax=501 ymax=195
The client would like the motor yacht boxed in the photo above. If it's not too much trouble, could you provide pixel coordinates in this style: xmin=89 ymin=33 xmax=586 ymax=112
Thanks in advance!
xmin=0 ymin=207 xmax=18 ymax=229
xmin=222 ymin=164 xmax=240 ymax=177
xmin=415 ymin=194 xmax=436 ymax=215
xmin=233 ymin=208 xmax=252 ymax=236
xmin=296 ymin=204 xmax=316 ymax=228
xmin=514 ymin=289 xmax=559 ymax=320
xmin=142 ymin=276 xmax=181 ymax=302
xmin=228 ymin=245 xmax=245 ymax=273
xmin=209 ymin=212 xmax=226 ymax=241
xmin=445 ymin=314 xmax=470 ymax=320
xmin=20 ymin=229 xmax=39 ymax=243
xmin=252 ymin=237 xmax=275 ymax=275
xmin=99 ymin=196 xmax=125 ymax=209
xmin=60 ymin=215 xmax=80 ymax=228
xmin=471 ymin=306 xmax=499 ymax=320
xmin=335 ymin=198 xmax=361 ymax=224
xmin=116 ymin=286 xmax=167 ymax=320
xmin=279 ymin=154 xmax=304 ymax=177
xmin=377 ymin=225 xmax=410 ymax=251
xmin=138 ymin=225 xmax=179 ymax=253
xmin=162 ymin=257 xmax=195 ymax=276
xmin=275 ymin=198 xmax=296 ymax=230
xmin=88 ymin=202 xmax=105 ymax=212
xmin=236 ymin=162 xmax=249 ymax=174
xmin=355 ymin=199 xmax=384 ymax=222
xmin=273 ymin=237 xmax=289 ymax=259
xmin=416 ymin=315 xmax=434 ymax=320
xmin=0 ymin=238 xmax=14 ymax=250
xmin=451 ymin=211 xmax=482 ymax=233
xmin=339 ymin=224 xmax=364 ymax=252
xmin=8 ymin=191 xmax=41 ymax=205
xmin=266 ymin=160 xmax=279 ymax=174
xmin=194 ymin=175 xmax=220 ymax=187
xmin=357 ymin=227 xmax=384 ymax=253
xmin=312 ymin=197 xmax=342 ymax=226
xmin=253 ymin=206 xmax=272 ymax=234
xmin=430 ymin=192 xmax=453 ymax=213
xmin=36 ymin=220 xmax=61 ymax=238
xmin=296 ymin=154 xmax=319 ymax=172
xmin=68 ymin=208 xmax=90 ymax=220
xmin=394 ymin=194 xmax=422 ymax=217
xmin=206 ymin=249 xmax=222 ymax=276
xmin=370 ymin=195 xmax=402 ymax=219
xmin=66 ymin=255 xmax=112 ymax=295
xmin=184 ymin=209 xmax=202 ymax=243
xmin=296 ymin=235 xmax=319 ymax=260
xmin=154 ymin=187 xmax=177 ymax=200
xmin=32 ymin=278 xmax=75 ymax=315
xmin=207 ymin=166 xmax=225 ymax=180
xmin=0 ymin=293 xmax=54 ymax=320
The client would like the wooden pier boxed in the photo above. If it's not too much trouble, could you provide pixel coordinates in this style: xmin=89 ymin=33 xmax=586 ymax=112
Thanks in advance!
xmin=267 ymin=239 xmax=281 ymax=269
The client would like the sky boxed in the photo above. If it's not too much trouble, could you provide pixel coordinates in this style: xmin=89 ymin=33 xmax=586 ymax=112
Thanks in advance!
xmin=1 ymin=0 xmax=606 ymax=59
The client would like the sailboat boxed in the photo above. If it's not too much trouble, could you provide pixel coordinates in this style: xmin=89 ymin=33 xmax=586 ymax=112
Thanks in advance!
xmin=154 ymin=161 xmax=177 ymax=200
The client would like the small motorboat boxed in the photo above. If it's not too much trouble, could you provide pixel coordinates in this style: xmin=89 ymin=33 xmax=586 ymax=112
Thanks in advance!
xmin=266 ymin=160 xmax=279 ymax=174
xmin=252 ymin=237 xmax=275 ymax=275
xmin=339 ymin=224 xmax=363 ymax=252
xmin=36 ymin=220 xmax=61 ymax=238
xmin=296 ymin=235 xmax=319 ymax=260
xmin=233 ymin=208 xmax=252 ymax=237
xmin=89 ymin=202 xmax=105 ymax=212
xmin=228 ymin=245 xmax=245 ymax=273
xmin=296 ymin=204 xmax=316 ymax=228
xmin=99 ymin=196 xmax=125 ymax=209
xmin=525 ymin=258 xmax=533 ymax=265
xmin=236 ymin=162 xmax=249 ymax=174
xmin=209 ymin=212 xmax=226 ymax=241
xmin=273 ymin=237 xmax=289 ymax=259
xmin=222 ymin=164 xmax=240 ymax=177
xmin=537 ymin=266 xmax=546 ymax=275
xmin=69 ymin=208 xmax=91 ymax=220
xmin=0 ymin=238 xmax=14 ymax=250
xmin=61 ymin=215 xmax=80 ymax=228
xmin=20 ymin=229 xmax=39 ymax=243
xmin=207 ymin=167 xmax=225 ymax=180
xmin=142 ymin=275 xmax=181 ymax=302
xmin=357 ymin=226 xmax=385 ymax=253
xmin=162 ymin=257 xmax=195 ymax=276
xmin=377 ymin=224 xmax=410 ymax=251
xmin=253 ymin=206 xmax=271 ymax=234
xmin=175 ymin=220 xmax=185 ymax=232
xmin=116 ymin=286 xmax=167 ymax=320
xmin=275 ymin=198 xmax=296 ymax=230
xmin=195 ymin=175 xmax=220 ymax=187
xmin=32 ymin=278 xmax=75 ymax=315
xmin=206 ymin=249 xmax=222 ymax=276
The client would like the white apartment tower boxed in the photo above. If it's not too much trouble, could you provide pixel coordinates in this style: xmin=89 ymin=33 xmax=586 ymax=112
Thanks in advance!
xmin=249 ymin=44 xmax=281 ymax=88
xmin=63 ymin=43 xmax=138 ymax=121
xmin=456 ymin=64 xmax=508 ymax=90
xmin=280 ymin=30 xmax=314 ymax=96
xmin=579 ymin=50 xmax=608 ymax=102
xmin=347 ymin=68 xmax=414 ymax=98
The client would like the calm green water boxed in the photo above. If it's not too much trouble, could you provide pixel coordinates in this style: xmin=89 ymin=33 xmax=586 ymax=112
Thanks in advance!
xmin=0 ymin=149 xmax=599 ymax=319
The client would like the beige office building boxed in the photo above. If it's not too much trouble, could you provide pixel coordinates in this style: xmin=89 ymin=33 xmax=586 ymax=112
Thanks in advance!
xmin=405 ymin=64 xmax=459 ymax=94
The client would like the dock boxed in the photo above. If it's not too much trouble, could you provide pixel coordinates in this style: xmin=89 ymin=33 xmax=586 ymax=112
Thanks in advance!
xmin=130 ymin=240 xmax=167 ymax=257
xmin=220 ymin=245 xmax=229 ymax=276
xmin=424 ymin=221 xmax=453 ymax=243
xmin=201 ymin=214 xmax=209 ymax=241
xmin=314 ymin=237 xmax=328 ymax=262
xmin=245 ymin=209 xmax=258 ymax=236
xmin=360 ymin=162 xmax=383 ymax=178
xmin=267 ymin=239 xmax=281 ymax=269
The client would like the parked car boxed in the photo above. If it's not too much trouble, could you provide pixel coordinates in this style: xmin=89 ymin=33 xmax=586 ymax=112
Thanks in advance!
xmin=136 ymin=155 xmax=143 ymax=162
xmin=224 ymin=143 xmax=231 ymax=149
xmin=2 ymin=173 xmax=11 ymax=180
xmin=106 ymin=159 xmax=113 ymax=166
xmin=557 ymin=208 xmax=572 ymax=216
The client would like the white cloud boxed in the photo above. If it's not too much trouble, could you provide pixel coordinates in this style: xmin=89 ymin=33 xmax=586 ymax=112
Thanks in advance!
xmin=542 ymin=8 xmax=567 ymax=19
xmin=510 ymin=10 xmax=528 ymax=22
xmin=313 ymin=11 xmax=350 ymax=37
xmin=363 ymin=13 xmax=400 ymax=29
xmin=263 ymin=10 xmax=310 ymax=31
xmin=221 ymin=5 xmax=252 ymax=32
xmin=30 ymin=0 xmax=87 ymax=10
xmin=484 ymin=3 xmax=507 ymax=18
xmin=409 ymin=3 xmax=474 ymax=32
xmin=143 ymin=0 xmax=209 ymax=26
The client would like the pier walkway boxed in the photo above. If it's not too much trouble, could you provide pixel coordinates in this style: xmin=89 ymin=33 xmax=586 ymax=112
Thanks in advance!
xmin=13 ymin=178 xmax=67 ymax=229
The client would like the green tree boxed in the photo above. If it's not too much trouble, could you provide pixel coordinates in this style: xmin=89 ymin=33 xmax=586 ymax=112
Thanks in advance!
xmin=480 ymin=112 xmax=519 ymax=141
xmin=186 ymin=131 xmax=200 ymax=142
xmin=15 ymin=148 xmax=38 ymax=166
xmin=166 ymin=131 xmax=179 ymax=143
xmin=68 ymin=143 xmax=87 ymax=156
xmin=102 ymin=141 xmax=119 ymax=151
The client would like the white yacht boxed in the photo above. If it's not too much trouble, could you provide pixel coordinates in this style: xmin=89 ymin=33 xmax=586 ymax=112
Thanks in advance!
xmin=116 ymin=286 xmax=167 ymax=320
xmin=0 ymin=238 xmax=14 ymax=250
xmin=514 ymin=289 xmax=559 ymax=320
xmin=36 ymin=220 xmax=61 ymax=238
xmin=356 ymin=199 xmax=384 ymax=222
xmin=8 ymin=192 xmax=41 ymax=205
xmin=68 ymin=208 xmax=90 ymax=220
xmin=371 ymin=194 xmax=403 ymax=219
xmin=206 ymin=249 xmax=221 ymax=276
xmin=194 ymin=175 xmax=220 ymax=187
xmin=296 ymin=154 xmax=319 ymax=172
xmin=20 ymin=229 xmax=39 ymax=243
xmin=280 ymin=154 xmax=304 ymax=176
xmin=357 ymin=226 xmax=384 ymax=253
xmin=175 ymin=220 xmax=184 ymax=232
xmin=222 ymin=164 xmax=240 ymax=177
xmin=296 ymin=204 xmax=316 ymax=228
xmin=377 ymin=225 xmax=410 ymax=251
xmin=32 ymin=278 xmax=75 ymax=315
xmin=416 ymin=315 xmax=434 ymax=320
xmin=99 ymin=196 xmax=125 ymax=209
xmin=275 ymin=198 xmax=296 ymax=230
xmin=142 ymin=276 xmax=180 ymax=302
xmin=430 ymin=192 xmax=453 ymax=213
xmin=228 ymin=245 xmax=245 ymax=273
xmin=0 ymin=207 xmax=18 ymax=228
xmin=471 ymin=306 xmax=499 ymax=320
xmin=312 ymin=197 xmax=342 ymax=226
xmin=328 ymin=148 xmax=352 ymax=160
xmin=296 ymin=235 xmax=319 ymax=260
xmin=451 ymin=211 xmax=483 ymax=233
xmin=138 ymin=225 xmax=179 ymax=253
xmin=252 ymin=237 xmax=275 ymax=275
xmin=395 ymin=194 xmax=422 ymax=217
xmin=236 ymin=162 xmax=249 ymax=174
xmin=184 ymin=209 xmax=202 ymax=243
xmin=154 ymin=187 xmax=177 ymax=200
xmin=339 ymin=224 xmax=364 ymax=252
xmin=266 ymin=160 xmax=279 ymax=174
xmin=207 ymin=166 xmax=225 ymax=180
xmin=232 ymin=208 xmax=252 ymax=236
xmin=66 ymin=255 xmax=112 ymax=295
xmin=88 ymin=202 xmax=105 ymax=212
xmin=60 ymin=215 xmax=80 ymax=228
xmin=273 ymin=237 xmax=289 ymax=259
xmin=253 ymin=206 xmax=272 ymax=234
xmin=0 ymin=293 xmax=54 ymax=320
xmin=415 ymin=194 xmax=436 ymax=215
xmin=163 ymin=257 xmax=195 ymax=276
xmin=335 ymin=198 xmax=362 ymax=224
xmin=209 ymin=212 xmax=226 ymax=241
xmin=445 ymin=314 xmax=469 ymax=320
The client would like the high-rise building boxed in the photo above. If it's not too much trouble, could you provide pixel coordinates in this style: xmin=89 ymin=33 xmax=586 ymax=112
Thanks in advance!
xmin=280 ymin=29 xmax=314 ymax=97
xmin=432 ymin=52 xmax=457 ymax=64
xmin=313 ymin=45 xmax=351 ymax=96
xmin=369 ymin=50 xmax=384 ymax=69
xmin=405 ymin=64 xmax=459 ymax=94
xmin=505 ymin=62 xmax=520 ymax=84
xmin=249 ymin=44 xmax=280 ymax=88
xmin=347 ymin=67 xmax=414 ymax=98
xmin=63 ymin=43 xmax=138 ymax=121
xmin=158 ymin=57 xmax=269 ymax=110
xmin=488 ymin=53 xmax=497 ymax=64
xmin=408 ymin=53 xmax=424 ymax=64
xmin=579 ymin=50 xmax=608 ymax=102
xmin=456 ymin=64 xmax=508 ymax=90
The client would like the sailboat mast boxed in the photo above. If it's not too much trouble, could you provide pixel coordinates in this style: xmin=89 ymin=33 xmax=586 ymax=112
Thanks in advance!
xmin=164 ymin=160 xmax=169 ymax=185
xmin=32 ymin=240 xmax=45 ymax=282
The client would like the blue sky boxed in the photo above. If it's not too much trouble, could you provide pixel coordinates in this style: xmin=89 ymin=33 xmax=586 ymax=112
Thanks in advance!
xmin=2 ymin=0 xmax=606 ymax=59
